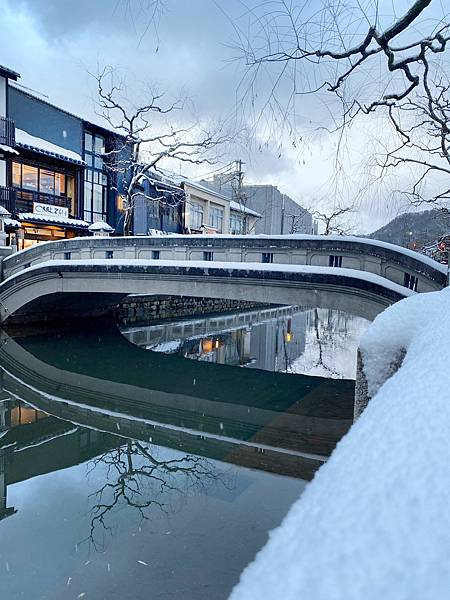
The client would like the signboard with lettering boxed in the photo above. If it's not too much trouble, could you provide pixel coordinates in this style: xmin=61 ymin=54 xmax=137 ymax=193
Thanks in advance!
xmin=33 ymin=202 xmax=69 ymax=219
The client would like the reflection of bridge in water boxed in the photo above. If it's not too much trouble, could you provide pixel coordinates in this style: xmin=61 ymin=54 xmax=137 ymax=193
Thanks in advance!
xmin=0 ymin=321 xmax=355 ymax=519
xmin=122 ymin=305 xmax=309 ymax=372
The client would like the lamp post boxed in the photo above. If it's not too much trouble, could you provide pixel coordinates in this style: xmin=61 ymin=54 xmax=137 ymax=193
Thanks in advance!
xmin=88 ymin=221 xmax=115 ymax=237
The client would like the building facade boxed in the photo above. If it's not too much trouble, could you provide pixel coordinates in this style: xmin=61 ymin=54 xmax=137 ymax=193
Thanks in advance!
xmin=207 ymin=175 xmax=313 ymax=236
xmin=183 ymin=180 xmax=260 ymax=235
xmin=0 ymin=64 xmax=129 ymax=249
xmin=133 ymin=175 xmax=185 ymax=235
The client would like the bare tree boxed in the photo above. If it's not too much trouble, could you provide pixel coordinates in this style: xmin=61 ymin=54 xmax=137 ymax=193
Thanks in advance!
xmin=84 ymin=440 xmax=224 ymax=548
xmin=236 ymin=1 xmax=450 ymax=210
xmin=94 ymin=67 xmax=229 ymax=234
xmin=312 ymin=205 xmax=355 ymax=235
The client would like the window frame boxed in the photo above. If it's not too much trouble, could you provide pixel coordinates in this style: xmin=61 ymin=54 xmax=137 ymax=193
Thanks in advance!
xmin=329 ymin=255 xmax=343 ymax=268
xmin=262 ymin=252 xmax=274 ymax=263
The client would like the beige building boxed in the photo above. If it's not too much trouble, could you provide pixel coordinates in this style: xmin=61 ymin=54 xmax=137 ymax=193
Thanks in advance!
xmin=182 ymin=180 xmax=260 ymax=235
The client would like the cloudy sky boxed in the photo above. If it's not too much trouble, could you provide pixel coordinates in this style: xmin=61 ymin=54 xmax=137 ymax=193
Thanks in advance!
xmin=0 ymin=0 xmax=446 ymax=232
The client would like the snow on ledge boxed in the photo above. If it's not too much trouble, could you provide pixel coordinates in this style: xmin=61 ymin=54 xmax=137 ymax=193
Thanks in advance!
xmin=229 ymin=287 xmax=450 ymax=600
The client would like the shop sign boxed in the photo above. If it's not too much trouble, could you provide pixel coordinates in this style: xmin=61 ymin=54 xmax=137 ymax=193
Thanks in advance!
xmin=33 ymin=202 xmax=69 ymax=219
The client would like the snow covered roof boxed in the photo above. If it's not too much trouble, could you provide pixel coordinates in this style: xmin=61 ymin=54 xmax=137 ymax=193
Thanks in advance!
xmin=4 ymin=218 xmax=21 ymax=228
xmin=88 ymin=220 xmax=114 ymax=232
xmin=15 ymin=129 xmax=85 ymax=165
xmin=0 ymin=143 xmax=19 ymax=155
xmin=230 ymin=200 xmax=262 ymax=218
xmin=177 ymin=178 xmax=232 ymax=202
xmin=0 ymin=205 xmax=11 ymax=216
xmin=18 ymin=213 xmax=89 ymax=228
xmin=0 ymin=64 xmax=20 ymax=81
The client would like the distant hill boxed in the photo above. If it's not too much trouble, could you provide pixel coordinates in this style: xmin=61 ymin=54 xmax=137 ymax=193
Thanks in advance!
xmin=369 ymin=210 xmax=449 ymax=247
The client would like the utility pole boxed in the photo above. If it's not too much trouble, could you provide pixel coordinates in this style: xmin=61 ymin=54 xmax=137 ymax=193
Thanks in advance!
xmin=234 ymin=159 xmax=246 ymax=234
xmin=280 ymin=194 xmax=286 ymax=234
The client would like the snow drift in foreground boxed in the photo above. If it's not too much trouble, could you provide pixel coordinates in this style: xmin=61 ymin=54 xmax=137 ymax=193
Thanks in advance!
xmin=230 ymin=287 xmax=450 ymax=600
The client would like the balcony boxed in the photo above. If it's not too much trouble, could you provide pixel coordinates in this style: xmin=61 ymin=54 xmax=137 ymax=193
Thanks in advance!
xmin=0 ymin=185 xmax=17 ymax=213
xmin=0 ymin=117 xmax=15 ymax=149
xmin=15 ymin=189 xmax=72 ymax=214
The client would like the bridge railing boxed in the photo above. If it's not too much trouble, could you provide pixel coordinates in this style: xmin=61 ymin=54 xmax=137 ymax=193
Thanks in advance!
xmin=1 ymin=234 xmax=447 ymax=293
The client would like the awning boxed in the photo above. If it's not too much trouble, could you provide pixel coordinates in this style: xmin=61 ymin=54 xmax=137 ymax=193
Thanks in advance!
xmin=18 ymin=212 xmax=89 ymax=229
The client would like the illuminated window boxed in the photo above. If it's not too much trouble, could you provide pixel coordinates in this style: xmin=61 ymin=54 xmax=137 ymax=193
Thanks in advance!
xmin=12 ymin=162 xmax=21 ymax=186
xmin=55 ymin=173 xmax=66 ymax=196
xmin=39 ymin=169 xmax=55 ymax=194
xmin=12 ymin=162 xmax=69 ymax=200
xmin=21 ymin=164 xmax=38 ymax=190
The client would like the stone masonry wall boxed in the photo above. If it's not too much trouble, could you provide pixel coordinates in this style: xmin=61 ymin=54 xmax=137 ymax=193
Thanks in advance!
xmin=116 ymin=295 xmax=267 ymax=326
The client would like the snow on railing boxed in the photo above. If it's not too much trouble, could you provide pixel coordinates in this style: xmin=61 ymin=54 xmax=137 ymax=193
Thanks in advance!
xmin=229 ymin=287 xmax=450 ymax=600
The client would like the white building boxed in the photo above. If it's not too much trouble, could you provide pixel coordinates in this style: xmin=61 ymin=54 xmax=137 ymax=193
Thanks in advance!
xmin=182 ymin=180 xmax=261 ymax=235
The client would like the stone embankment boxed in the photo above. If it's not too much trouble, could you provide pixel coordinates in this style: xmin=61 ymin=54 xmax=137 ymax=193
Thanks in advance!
xmin=116 ymin=295 xmax=267 ymax=325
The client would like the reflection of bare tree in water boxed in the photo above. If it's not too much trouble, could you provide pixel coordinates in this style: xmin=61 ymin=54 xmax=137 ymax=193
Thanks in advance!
xmin=84 ymin=440 xmax=227 ymax=548
xmin=312 ymin=309 xmax=341 ymax=377
xmin=286 ymin=308 xmax=367 ymax=378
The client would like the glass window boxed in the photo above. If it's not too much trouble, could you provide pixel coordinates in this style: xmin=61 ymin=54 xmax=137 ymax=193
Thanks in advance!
xmin=39 ymin=169 xmax=55 ymax=194
xmin=85 ymin=132 xmax=93 ymax=152
xmin=84 ymin=182 xmax=92 ymax=210
xmin=12 ymin=162 xmax=21 ymax=187
xmin=93 ymin=183 xmax=103 ymax=213
xmin=191 ymin=202 xmax=204 ymax=229
xmin=230 ymin=214 xmax=244 ymax=234
xmin=54 ymin=173 xmax=66 ymax=196
xmin=95 ymin=135 xmax=105 ymax=154
xmin=209 ymin=205 xmax=224 ymax=232
xmin=94 ymin=155 xmax=104 ymax=170
xmin=329 ymin=255 xmax=343 ymax=267
xmin=22 ymin=165 xmax=38 ymax=190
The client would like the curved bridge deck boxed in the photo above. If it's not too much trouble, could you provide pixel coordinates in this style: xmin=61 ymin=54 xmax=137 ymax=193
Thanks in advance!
xmin=0 ymin=258 xmax=412 ymax=324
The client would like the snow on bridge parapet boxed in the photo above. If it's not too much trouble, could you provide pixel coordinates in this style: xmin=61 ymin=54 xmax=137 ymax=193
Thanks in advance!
xmin=0 ymin=259 xmax=412 ymax=325
xmin=1 ymin=234 xmax=447 ymax=294
xmin=229 ymin=286 xmax=450 ymax=600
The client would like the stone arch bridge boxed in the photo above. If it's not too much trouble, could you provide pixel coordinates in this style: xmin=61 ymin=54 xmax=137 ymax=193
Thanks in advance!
xmin=0 ymin=234 xmax=445 ymax=324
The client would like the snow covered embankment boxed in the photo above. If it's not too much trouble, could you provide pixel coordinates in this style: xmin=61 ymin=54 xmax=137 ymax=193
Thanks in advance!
xmin=230 ymin=287 xmax=450 ymax=600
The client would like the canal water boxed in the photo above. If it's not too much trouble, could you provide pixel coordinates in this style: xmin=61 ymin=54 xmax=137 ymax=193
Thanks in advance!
xmin=0 ymin=304 xmax=370 ymax=600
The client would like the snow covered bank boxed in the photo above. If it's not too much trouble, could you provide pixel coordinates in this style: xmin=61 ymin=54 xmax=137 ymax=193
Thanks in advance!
xmin=230 ymin=287 xmax=450 ymax=600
